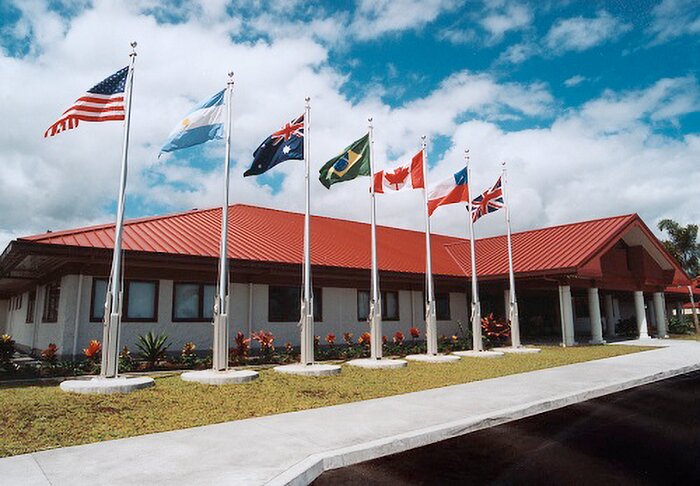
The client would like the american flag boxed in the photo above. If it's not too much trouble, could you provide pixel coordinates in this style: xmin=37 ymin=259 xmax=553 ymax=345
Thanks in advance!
xmin=44 ymin=66 xmax=129 ymax=138
xmin=471 ymin=176 xmax=504 ymax=222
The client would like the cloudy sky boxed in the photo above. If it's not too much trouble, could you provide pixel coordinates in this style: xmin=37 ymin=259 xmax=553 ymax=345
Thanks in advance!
xmin=0 ymin=0 xmax=698 ymax=250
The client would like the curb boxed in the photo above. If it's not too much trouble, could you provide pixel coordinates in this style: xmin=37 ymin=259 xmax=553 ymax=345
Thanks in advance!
xmin=267 ymin=362 xmax=700 ymax=486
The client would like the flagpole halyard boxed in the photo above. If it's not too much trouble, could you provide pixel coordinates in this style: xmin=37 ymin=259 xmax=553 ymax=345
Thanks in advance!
xmin=465 ymin=150 xmax=483 ymax=352
xmin=422 ymin=136 xmax=438 ymax=356
xmin=368 ymin=117 xmax=383 ymax=360
xmin=300 ymin=97 xmax=314 ymax=365
xmin=101 ymin=41 xmax=137 ymax=379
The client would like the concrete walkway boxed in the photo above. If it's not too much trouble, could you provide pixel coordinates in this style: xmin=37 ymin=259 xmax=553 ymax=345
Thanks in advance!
xmin=3 ymin=339 xmax=699 ymax=486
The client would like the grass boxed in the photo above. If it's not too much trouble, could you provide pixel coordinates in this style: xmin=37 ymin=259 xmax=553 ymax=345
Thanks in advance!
xmin=669 ymin=333 xmax=700 ymax=341
xmin=0 ymin=345 xmax=652 ymax=458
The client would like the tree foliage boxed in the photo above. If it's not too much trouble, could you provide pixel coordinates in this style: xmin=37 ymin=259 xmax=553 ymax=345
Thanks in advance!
xmin=658 ymin=219 xmax=700 ymax=277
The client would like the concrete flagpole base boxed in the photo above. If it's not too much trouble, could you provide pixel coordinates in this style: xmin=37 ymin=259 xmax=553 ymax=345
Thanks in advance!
xmin=346 ymin=358 xmax=408 ymax=369
xmin=452 ymin=350 xmax=505 ymax=358
xmin=60 ymin=376 xmax=155 ymax=395
xmin=273 ymin=363 xmax=342 ymax=377
xmin=405 ymin=354 xmax=460 ymax=363
xmin=492 ymin=346 xmax=542 ymax=354
xmin=180 ymin=369 xmax=259 ymax=385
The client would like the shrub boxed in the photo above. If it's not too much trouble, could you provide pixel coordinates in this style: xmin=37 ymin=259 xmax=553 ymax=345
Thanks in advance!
xmin=358 ymin=332 xmax=371 ymax=346
xmin=230 ymin=332 xmax=250 ymax=365
xmin=342 ymin=332 xmax=354 ymax=346
xmin=136 ymin=332 xmax=171 ymax=369
xmin=616 ymin=317 xmax=637 ymax=337
xmin=668 ymin=316 xmax=693 ymax=335
xmin=180 ymin=342 xmax=198 ymax=368
xmin=252 ymin=330 xmax=275 ymax=362
xmin=282 ymin=342 xmax=297 ymax=363
xmin=119 ymin=346 xmax=136 ymax=372
xmin=393 ymin=331 xmax=404 ymax=345
xmin=481 ymin=313 xmax=510 ymax=348
xmin=0 ymin=335 xmax=17 ymax=372
xmin=83 ymin=340 xmax=102 ymax=361
xmin=409 ymin=327 xmax=420 ymax=340
xmin=40 ymin=344 xmax=59 ymax=366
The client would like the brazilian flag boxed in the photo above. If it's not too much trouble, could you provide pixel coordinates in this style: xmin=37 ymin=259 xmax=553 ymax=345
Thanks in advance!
xmin=319 ymin=133 xmax=370 ymax=189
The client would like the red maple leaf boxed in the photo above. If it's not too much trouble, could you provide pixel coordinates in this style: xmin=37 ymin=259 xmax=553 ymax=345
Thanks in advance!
xmin=385 ymin=166 xmax=410 ymax=189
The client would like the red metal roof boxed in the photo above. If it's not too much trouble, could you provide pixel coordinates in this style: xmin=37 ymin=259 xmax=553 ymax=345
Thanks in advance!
xmin=18 ymin=204 xmax=687 ymax=282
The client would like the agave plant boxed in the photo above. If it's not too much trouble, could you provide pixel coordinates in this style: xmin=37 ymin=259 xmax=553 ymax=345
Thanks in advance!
xmin=136 ymin=332 xmax=171 ymax=369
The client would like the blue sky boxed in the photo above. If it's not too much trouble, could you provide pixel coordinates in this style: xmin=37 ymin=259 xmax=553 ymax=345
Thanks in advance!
xmin=0 ymin=0 xmax=698 ymax=248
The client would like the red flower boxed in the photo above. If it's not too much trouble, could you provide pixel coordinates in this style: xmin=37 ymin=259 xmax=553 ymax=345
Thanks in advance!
xmin=393 ymin=331 xmax=404 ymax=345
xmin=326 ymin=333 xmax=336 ymax=345
xmin=409 ymin=327 xmax=420 ymax=339
xmin=83 ymin=340 xmax=101 ymax=359
xmin=358 ymin=332 xmax=371 ymax=346
xmin=382 ymin=335 xmax=388 ymax=344
xmin=252 ymin=330 xmax=275 ymax=351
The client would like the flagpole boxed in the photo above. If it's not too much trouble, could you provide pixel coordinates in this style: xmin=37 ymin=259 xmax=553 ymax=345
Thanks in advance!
xmin=465 ymin=150 xmax=483 ymax=352
xmin=212 ymin=72 xmax=234 ymax=372
xmin=368 ymin=117 xmax=383 ymax=359
xmin=422 ymin=136 xmax=437 ymax=355
xmin=300 ymin=97 xmax=314 ymax=365
xmin=101 ymin=42 xmax=137 ymax=379
xmin=502 ymin=161 xmax=521 ymax=348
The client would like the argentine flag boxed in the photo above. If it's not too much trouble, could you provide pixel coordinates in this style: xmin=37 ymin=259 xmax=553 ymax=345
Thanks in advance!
xmin=160 ymin=89 xmax=225 ymax=155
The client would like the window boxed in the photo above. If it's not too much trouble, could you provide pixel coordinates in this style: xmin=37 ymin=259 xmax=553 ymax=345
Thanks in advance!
xmin=574 ymin=296 xmax=589 ymax=318
xmin=124 ymin=280 xmax=158 ymax=322
xmin=42 ymin=280 xmax=61 ymax=323
xmin=90 ymin=279 xmax=158 ymax=322
xmin=173 ymin=283 xmax=217 ymax=321
xmin=90 ymin=278 xmax=108 ymax=322
xmin=436 ymin=292 xmax=451 ymax=320
xmin=268 ymin=286 xmax=322 ymax=322
xmin=25 ymin=290 xmax=35 ymax=323
xmin=357 ymin=290 xmax=399 ymax=321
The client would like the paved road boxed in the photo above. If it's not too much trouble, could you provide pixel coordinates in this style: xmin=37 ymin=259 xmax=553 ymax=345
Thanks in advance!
xmin=314 ymin=371 xmax=700 ymax=485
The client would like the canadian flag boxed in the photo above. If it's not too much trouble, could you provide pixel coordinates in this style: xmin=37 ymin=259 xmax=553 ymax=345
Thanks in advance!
xmin=373 ymin=150 xmax=425 ymax=193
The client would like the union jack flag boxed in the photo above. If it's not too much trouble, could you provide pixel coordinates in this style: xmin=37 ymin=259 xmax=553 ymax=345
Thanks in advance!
xmin=471 ymin=176 xmax=504 ymax=222
xmin=44 ymin=66 xmax=129 ymax=138
xmin=269 ymin=114 xmax=304 ymax=145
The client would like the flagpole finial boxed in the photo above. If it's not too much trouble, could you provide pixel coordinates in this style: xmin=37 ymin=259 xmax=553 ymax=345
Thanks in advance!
xmin=305 ymin=96 xmax=310 ymax=108
xmin=227 ymin=71 xmax=234 ymax=86
xmin=129 ymin=41 xmax=137 ymax=57
xmin=464 ymin=149 xmax=470 ymax=162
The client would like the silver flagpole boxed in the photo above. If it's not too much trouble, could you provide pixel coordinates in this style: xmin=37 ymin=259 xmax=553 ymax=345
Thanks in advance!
xmin=465 ymin=150 xmax=483 ymax=352
xmin=502 ymin=161 xmax=521 ymax=348
xmin=422 ymin=136 xmax=437 ymax=355
xmin=101 ymin=41 xmax=137 ymax=379
xmin=368 ymin=117 xmax=383 ymax=359
xmin=300 ymin=97 xmax=314 ymax=365
xmin=689 ymin=285 xmax=699 ymax=333
xmin=212 ymin=72 xmax=234 ymax=372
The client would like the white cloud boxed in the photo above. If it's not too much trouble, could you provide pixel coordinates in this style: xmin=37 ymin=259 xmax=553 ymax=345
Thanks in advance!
xmin=647 ymin=0 xmax=700 ymax=44
xmin=480 ymin=2 xmax=532 ymax=43
xmin=351 ymin=0 xmax=458 ymax=40
xmin=544 ymin=11 xmax=631 ymax=54
xmin=564 ymin=75 xmax=586 ymax=87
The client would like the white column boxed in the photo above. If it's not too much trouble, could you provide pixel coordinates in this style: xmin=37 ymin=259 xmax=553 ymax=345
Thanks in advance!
xmin=558 ymin=285 xmax=575 ymax=346
xmin=653 ymin=292 xmax=668 ymax=338
xmin=588 ymin=288 xmax=604 ymax=344
xmin=634 ymin=291 xmax=650 ymax=339
xmin=604 ymin=294 xmax=616 ymax=338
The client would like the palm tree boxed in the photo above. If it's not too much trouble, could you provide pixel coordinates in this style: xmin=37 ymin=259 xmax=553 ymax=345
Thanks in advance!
xmin=658 ymin=219 xmax=699 ymax=278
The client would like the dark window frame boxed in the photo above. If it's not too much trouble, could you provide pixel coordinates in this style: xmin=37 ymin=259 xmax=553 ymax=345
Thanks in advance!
xmin=90 ymin=278 xmax=159 ymax=323
xmin=172 ymin=282 xmax=217 ymax=322
xmin=25 ymin=290 xmax=35 ymax=324
xmin=90 ymin=278 xmax=108 ymax=322
xmin=42 ymin=280 xmax=61 ymax=323
xmin=268 ymin=285 xmax=323 ymax=322
xmin=357 ymin=290 xmax=400 ymax=321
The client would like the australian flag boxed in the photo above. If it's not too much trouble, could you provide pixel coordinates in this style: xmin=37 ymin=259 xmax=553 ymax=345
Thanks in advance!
xmin=244 ymin=114 xmax=304 ymax=176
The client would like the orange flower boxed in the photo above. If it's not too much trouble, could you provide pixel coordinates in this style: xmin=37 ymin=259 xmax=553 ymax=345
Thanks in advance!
xmin=358 ymin=332 xmax=371 ymax=346
xmin=326 ymin=333 xmax=336 ymax=345
xmin=83 ymin=340 xmax=101 ymax=359
xmin=409 ymin=327 xmax=420 ymax=339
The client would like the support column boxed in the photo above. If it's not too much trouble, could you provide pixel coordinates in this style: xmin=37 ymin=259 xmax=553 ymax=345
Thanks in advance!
xmin=604 ymin=294 xmax=616 ymax=339
xmin=558 ymin=285 xmax=575 ymax=346
xmin=588 ymin=288 xmax=604 ymax=344
xmin=634 ymin=291 xmax=650 ymax=339
xmin=653 ymin=292 xmax=668 ymax=338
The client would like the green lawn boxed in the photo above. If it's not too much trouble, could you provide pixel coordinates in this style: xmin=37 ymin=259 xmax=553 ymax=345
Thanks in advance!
xmin=669 ymin=333 xmax=700 ymax=341
xmin=0 ymin=345 xmax=652 ymax=458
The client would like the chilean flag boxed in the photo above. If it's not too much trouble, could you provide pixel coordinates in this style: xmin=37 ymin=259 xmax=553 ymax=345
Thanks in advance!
xmin=427 ymin=168 xmax=469 ymax=216
xmin=373 ymin=150 xmax=424 ymax=193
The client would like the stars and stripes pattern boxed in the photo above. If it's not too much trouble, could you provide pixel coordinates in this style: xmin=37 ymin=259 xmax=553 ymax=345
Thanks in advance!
xmin=44 ymin=66 xmax=129 ymax=138
xmin=471 ymin=176 xmax=504 ymax=222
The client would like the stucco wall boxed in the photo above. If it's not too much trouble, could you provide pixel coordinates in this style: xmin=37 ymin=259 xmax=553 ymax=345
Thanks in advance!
xmin=56 ymin=275 xmax=470 ymax=357
xmin=0 ymin=299 xmax=8 ymax=335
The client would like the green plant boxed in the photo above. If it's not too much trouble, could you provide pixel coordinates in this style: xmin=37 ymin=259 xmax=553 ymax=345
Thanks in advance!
xmin=40 ymin=344 xmax=59 ymax=367
xmin=481 ymin=313 xmax=511 ymax=348
xmin=180 ymin=342 xmax=198 ymax=368
xmin=251 ymin=330 xmax=275 ymax=363
xmin=668 ymin=316 xmax=693 ymax=335
xmin=136 ymin=332 xmax=171 ymax=369
xmin=617 ymin=317 xmax=637 ymax=337
xmin=1 ymin=335 xmax=17 ymax=372
xmin=119 ymin=346 xmax=136 ymax=372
